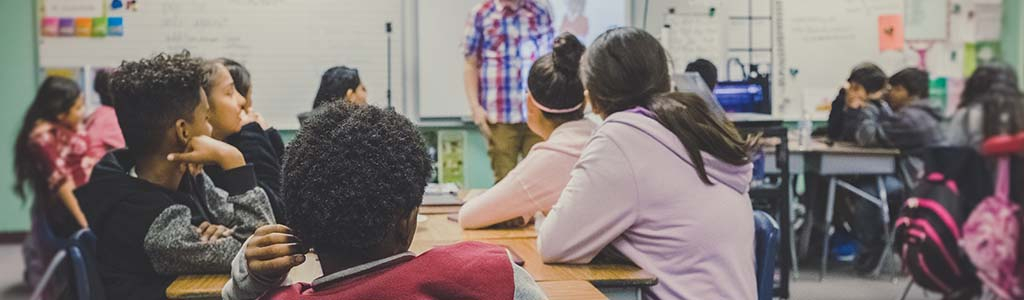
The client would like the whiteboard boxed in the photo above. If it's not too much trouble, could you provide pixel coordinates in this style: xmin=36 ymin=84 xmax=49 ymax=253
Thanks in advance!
xmin=39 ymin=0 xmax=405 ymax=130
xmin=774 ymin=0 xmax=908 ymax=119
xmin=416 ymin=0 xmax=629 ymax=120
xmin=664 ymin=12 xmax=727 ymax=75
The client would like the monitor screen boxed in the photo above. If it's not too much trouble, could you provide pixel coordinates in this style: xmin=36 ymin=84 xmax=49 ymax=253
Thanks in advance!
xmin=713 ymin=82 xmax=764 ymax=113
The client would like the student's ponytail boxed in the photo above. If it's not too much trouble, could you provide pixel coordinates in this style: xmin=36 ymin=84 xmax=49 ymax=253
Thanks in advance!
xmin=527 ymin=32 xmax=586 ymax=123
xmin=583 ymin=27 xmax=751 ymax=184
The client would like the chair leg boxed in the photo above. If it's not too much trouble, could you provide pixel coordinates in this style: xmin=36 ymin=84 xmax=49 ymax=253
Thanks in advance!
xmin=899 ymin=280 xmax=913 ymax=300
xmin=872 ymin=176 xmax=893 ymax=278
xmin=789 ymin=175 xmax=799 ymax=279
xmin=30 ymin=250 xmax=67 ymax=300
xmin=820 ymin=177 xmax=837 ymax=281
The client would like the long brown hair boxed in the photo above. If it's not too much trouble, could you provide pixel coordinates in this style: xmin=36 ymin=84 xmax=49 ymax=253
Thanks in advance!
xmin=13 ymin=77 xmax=82 ymax=201
xmin=582 ymin=27 xmax=751 ymax=184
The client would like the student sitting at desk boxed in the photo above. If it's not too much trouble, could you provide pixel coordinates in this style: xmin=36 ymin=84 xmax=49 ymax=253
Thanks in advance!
xmin=827 ymin=63 xmax=888 ymax=141
xmin=948 ymin=62 xmax=1021 ymax=150
xmin=458 ymin=33 xmax=596 ymax=229
xmin=221 ymin=102 xmax=545 ymax=300
xmin=297 ymin=66 xmax=367 ymax=125
xmin=216 ymin=58 xmax=286 ymax=158
xmin=847 ymin=67 xmax=944 ymax=154
xmin=537 ymin=27 xmax=756 ymax=300
xmin=75 ymin=52 xmax=275 ymax=300
xmin=202 ymin=59 xmax=288 ymax=224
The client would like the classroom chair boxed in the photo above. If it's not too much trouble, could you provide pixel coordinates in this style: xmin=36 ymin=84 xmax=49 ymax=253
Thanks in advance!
xmin=754 ymin=210 xmax=780 ymax=300
xmin=29 ymin=229 xmax=105 ymax=300
xmin=746 ymin=125 xmax=792 ymax=298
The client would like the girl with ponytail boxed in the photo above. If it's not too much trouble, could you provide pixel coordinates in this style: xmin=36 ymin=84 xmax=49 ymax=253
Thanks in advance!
xmin=458 ymin=33 xmax=598 ymax=229
xmin=537 ymin=27 xmax=757 ymax=299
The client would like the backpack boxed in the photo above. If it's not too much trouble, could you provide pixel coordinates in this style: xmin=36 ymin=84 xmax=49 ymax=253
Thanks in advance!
xmin=894 ymin=171 xmax=980 ymax=295
xmin=961 ymin=156 xmax=1024 ymax=299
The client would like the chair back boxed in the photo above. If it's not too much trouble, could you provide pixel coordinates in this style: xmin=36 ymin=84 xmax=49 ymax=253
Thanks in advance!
xmin=67 ymin=229 xmax=105 ymax=300
xmin=754 ymin=210 xmax=780 ymax=300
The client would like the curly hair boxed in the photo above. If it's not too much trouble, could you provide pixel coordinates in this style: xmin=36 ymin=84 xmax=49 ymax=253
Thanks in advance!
xmin=283 ymin=102 xmax=431 ymax=252
xmin=110 ymin=51 xmax=204 ymax=155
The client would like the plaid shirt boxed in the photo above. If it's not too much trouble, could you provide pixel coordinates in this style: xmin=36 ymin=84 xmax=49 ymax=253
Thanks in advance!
xmin=464 ymin=0 xmax=554 ymax=124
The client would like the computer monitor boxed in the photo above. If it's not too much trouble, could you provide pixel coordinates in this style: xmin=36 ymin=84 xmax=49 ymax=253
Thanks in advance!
xmin=713 ymin=82 xmax=765 ymax=113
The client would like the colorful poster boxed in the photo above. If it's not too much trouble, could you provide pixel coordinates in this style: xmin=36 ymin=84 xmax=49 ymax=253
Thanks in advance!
xmin=74 ymin=18 xmax=92 ymax=37
xmin=964 ymin=43 xmax=977 ymax=76
xmin=91 ymin=17 xmax=107 ymax=37
xmin=42 ymin=67 xmax=84 ymax=84
xmin=41 ymin=17 xmax=59 ymax=36
xmin=878 ymin=15 xmax=904 ymax=51
xmin=108 ymin=17 xmax=124 ymax=37
xmin=438 ymin=130 xmax=466 ymax=186
xmin=58 ymin=18 xmax=74 ymax=36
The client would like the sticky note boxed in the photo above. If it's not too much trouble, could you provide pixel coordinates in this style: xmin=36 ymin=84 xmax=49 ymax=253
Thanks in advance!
xmin=107 ymin=17 xmax=124 ymax=37
xmin=92 ymin=17 xmax=108 ymax=37
xmin=58 ymin=18 xmax=75 ymax=36
xmin=41 ymin=17 xmax=59 ymax=37
xmin=878 ymin=15 xmax=904 ymax=51
xmin=74 ymin=18 xmax=92 ymax=37
xmin=964 ymin=43 xmax=978 ymax=76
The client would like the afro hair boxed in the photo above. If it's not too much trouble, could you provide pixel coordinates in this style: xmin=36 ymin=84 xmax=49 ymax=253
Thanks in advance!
xmin=283 ymin=102 xmax=432 ymax=252
xmin=110 ymin=51 xmax=204 ymax=155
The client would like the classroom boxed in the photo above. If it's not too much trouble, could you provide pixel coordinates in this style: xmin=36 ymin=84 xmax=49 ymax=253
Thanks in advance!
xmin=0 ymin=0 xmax=1022 ymax=299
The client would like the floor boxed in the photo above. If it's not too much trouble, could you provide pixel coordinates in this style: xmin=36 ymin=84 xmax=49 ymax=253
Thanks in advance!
xmin=0 ymin=243 xmax=940 ymax=300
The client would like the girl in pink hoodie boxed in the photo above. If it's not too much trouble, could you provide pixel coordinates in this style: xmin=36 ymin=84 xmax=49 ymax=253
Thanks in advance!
xmin=538 ymin=27 xmax=757 ymax=299
xmin=458 ymin=32 xmax=597 ymax=229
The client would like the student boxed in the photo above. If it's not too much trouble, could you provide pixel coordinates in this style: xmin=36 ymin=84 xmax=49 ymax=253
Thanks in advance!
xmin=948 ymin=62 xmax=1021 ymax=149
xmin=215 ymin=58 xmax=286 ymax=157
xmin=849 ymin=67 xmax=944 ymax=151
xmin=75 ymin=52 xmax=274 ymax=299
xmin=458 ymin=33 xmax=596 ymax=229
xmin=842 ymin=68 xmax=944 ymax=272
xmin=221 ymin=102 xmax=545 ymax=300
xmin=15 ymin=77 xmax=106 ymax=288
xmin=205 ymin=58 xmax=288 ymax=224
xmin=536 ymin=27 xmax=756 ymax=299
xmin=827 ymin=63 xmax=888 ymax=141
xmin=85 ymin=69 xmax=126 ymax=151
xmin=297 ymin=66 xmax=366 ymax=125
xmin=685 ymin=58 xmax=719 ymax=90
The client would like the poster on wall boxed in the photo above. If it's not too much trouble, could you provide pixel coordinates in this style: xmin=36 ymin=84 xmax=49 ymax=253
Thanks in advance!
xmin=548 ymin=0 xmax=629 ymax=45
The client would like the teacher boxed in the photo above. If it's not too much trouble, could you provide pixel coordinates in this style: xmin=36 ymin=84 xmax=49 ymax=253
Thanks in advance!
xmin=463 ymin=0 xmax=554 ymax=182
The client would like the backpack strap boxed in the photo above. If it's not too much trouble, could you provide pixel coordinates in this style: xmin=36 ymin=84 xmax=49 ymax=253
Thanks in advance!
xmin=996 ymin=157 xmax=1010 ymax=201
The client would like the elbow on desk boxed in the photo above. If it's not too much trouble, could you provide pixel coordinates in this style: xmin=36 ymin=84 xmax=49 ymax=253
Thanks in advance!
xmin=537 ymin=235 xmax=591 ymax=264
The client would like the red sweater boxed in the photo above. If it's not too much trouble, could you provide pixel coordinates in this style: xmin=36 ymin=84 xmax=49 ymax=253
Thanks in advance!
xmin=263 ymin=242 xmax=515 ymax=299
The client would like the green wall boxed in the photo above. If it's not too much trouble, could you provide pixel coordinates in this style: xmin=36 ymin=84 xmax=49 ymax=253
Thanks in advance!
xmin=0 ymin=1 xmax=1020 ymax=233
xmin=0 ymin=0 xmax=37 ymax=233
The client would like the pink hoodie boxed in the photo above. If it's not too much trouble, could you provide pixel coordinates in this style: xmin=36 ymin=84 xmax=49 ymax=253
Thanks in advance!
xmin=538 ymin=111 xmax=756 ymax=300
xmin=459 ymin=119 xmax=597 ymax=229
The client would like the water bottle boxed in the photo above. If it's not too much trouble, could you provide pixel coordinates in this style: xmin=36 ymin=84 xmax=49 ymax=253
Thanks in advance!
xmin=798 ymin=113 xmax=813 ymax=148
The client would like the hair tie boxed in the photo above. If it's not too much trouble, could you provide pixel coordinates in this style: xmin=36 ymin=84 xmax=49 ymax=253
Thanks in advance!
xmin=534 ymin=101 xmax=584 ymax=114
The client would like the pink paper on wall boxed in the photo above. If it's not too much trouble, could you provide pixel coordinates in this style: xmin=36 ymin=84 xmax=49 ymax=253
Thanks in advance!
xmin=878 ymin=15 xmax=905 ymax=51
xmin=41 ymin=17 xmax=59 ymax=36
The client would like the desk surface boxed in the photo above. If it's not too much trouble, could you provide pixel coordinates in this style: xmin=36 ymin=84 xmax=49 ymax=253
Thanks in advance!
xmin=763 ymin=138 xmax=900 ymax=156
xmin=412 ymin=238 xmax=657 ymax=287
xmin=419 ymin=189 xmax=486 ymax=214
xmin=167 ymin=275 xmax=606 ymax=300
xmin=415 ymin=214 xmax=537 ymax=242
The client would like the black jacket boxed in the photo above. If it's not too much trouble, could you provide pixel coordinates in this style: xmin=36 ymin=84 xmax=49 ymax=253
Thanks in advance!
xmin=76 ymin=150 xmax=274 ymax=300
xmin=206 ymin=122 xmax=287 ymax=224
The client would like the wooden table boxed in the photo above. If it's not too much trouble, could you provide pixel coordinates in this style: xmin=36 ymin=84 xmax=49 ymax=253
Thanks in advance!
xmin=168 ymin=275 xmax=606 ymax=300
xmin=414 ymin=213 xmax=537 ymax=242
xmin=418 ymin=189 xmax=486 ymax=214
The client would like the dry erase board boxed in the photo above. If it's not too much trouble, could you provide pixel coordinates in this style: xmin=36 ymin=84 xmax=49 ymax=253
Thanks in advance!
xmin=38 ymin=0 xmax=406 ymax=129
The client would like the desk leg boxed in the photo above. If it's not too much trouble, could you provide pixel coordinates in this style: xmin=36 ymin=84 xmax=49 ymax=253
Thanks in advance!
xmin=820 ymin=177 xmax=837 ymax=281
xmin=788 ymin=174 xmax=799 ymax=280
xmin=871 ymin=176 xmax=892 ymax=278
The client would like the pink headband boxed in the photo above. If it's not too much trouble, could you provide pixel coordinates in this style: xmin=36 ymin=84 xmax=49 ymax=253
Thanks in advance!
xmin=533 ymin=99 xmax=584 ymax=114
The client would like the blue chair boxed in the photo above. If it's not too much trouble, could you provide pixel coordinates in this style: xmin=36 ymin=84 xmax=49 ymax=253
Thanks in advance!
xmin=67 ymin=229 xmax=105 ymax=300
xmin=754 ymin=210 xmax=780 ymax=300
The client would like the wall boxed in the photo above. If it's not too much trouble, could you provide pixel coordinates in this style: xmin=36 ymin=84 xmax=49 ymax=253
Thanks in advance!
xmin=0 ymin=0 xmax=1020 ymax=233
xmin=0 ymin=0 xmax=38 ymax=233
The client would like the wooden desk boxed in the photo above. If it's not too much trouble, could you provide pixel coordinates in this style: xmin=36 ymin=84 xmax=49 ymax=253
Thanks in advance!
xmin=418 ymin=189 xmax=487 ymax=215
xmin=414 ymin=214 xmax=537 ymax=242
xmin=167 ymin=275 xmax=607 ymax=300
xmin=411 ymin=238 xmax=656 ymax=288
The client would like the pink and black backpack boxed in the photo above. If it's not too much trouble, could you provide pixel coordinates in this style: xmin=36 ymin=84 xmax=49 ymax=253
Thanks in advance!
xmin=960 ymin=135 xmax=1024 ymax=299
xmin=894 ymin=171 xmax=980 ymax=295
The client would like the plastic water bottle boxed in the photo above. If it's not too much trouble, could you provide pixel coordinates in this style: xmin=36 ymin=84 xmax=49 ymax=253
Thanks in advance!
xmin=798 ymin=113 xmax=813 ymax=148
